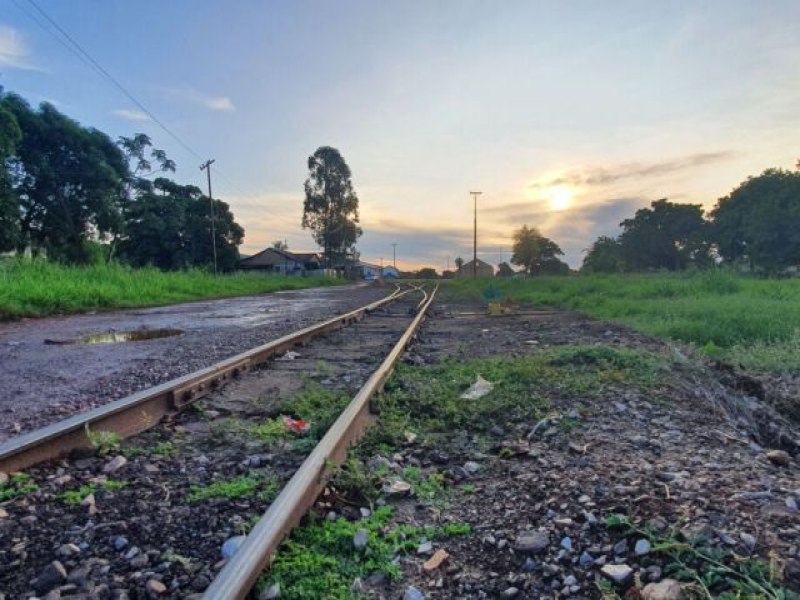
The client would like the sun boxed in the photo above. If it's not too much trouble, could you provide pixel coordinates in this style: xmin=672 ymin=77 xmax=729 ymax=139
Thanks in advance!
xmin=547 ymin=185 xmax=573 ymax=211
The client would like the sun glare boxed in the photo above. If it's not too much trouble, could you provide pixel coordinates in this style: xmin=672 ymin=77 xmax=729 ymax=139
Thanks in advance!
xmin=547 ymin=185 xmax=573 ymax=211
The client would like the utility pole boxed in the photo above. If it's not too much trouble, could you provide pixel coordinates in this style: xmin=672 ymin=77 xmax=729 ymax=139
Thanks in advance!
xmin=470 ymin=191 xmax=482 ymax=278
xmin=392 ymin=243 xmax=397 ymax=268
xmin=200 ymin=159 xmax=218 ymax=275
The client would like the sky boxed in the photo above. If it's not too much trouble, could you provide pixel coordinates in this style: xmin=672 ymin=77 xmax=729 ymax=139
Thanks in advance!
xmin=1 ymin=0 xmax=798 ymax=270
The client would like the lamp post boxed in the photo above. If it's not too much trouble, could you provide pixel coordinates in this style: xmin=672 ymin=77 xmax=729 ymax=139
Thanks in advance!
xmin=470 ymin=191 xmax=482 ymax=278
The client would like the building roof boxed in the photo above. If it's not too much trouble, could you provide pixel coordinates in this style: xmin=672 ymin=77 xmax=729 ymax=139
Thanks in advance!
xmin=239 ymin=247 xmax=321 ymax=268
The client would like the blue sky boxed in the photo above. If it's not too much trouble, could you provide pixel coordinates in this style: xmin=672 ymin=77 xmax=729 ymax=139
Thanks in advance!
xmin=1 ymin=1 xmax=798 ymax=269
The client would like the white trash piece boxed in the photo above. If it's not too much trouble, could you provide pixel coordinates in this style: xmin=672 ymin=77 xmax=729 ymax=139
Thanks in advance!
xmin=460 ymin=375 xmax=494 ymax=400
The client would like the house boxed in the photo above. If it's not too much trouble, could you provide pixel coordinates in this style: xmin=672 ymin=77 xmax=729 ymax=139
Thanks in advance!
xmin=455 ymin=258 xmax=494 ymax=278
xmin=355 ymin=260 xmax=383 ymax=280
xmin=382 ymin=265 xmax=400 ymax=279
xmin=239 ymin=248 xmax=324 ymax=275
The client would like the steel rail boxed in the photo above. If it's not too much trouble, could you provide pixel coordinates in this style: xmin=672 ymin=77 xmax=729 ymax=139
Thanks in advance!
xmin=0 ymin=285 xmax=409 ymax=473
xmin=203 ymin=284 xmax=438 ymax=599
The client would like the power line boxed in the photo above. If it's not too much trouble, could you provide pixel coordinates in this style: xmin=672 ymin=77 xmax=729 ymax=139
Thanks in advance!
xmin=13 ymin=0 xmax=258 ymax=202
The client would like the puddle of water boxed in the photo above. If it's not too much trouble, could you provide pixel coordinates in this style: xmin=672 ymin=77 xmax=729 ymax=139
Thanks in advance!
xmin=82 ymin=329 xmax=184 ymax=344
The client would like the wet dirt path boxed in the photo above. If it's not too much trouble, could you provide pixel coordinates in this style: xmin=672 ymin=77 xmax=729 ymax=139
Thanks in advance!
xmin=0 ymin=284 xmax=388 ymax=443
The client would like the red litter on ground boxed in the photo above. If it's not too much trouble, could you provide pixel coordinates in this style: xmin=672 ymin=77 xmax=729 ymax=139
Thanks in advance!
xmin=284 ymin=416 xmax=310 ymax=435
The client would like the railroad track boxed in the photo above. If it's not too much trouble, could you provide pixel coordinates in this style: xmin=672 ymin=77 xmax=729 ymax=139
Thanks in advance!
xmin=0 ymin=283 xmax=437 ymax=598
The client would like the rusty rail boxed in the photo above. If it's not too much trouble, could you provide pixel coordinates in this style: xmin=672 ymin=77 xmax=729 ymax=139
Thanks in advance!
xmin=0 ymin=285 xmax=408 ymax=473
xmin=203 ymin=284 xmax=438 ymax=599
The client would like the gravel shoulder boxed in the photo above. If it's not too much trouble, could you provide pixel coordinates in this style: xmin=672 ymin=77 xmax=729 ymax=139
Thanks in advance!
xmin=0 ymin=283 xmax=389 ymax=443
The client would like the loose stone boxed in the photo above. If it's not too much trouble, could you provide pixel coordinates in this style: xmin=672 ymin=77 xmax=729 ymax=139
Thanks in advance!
xmin=515 ymin=531 xmax=550 ymax=553
xmin=635 ymin=538 xmax=651 ymax=556
xmin=642 ymin=578 xmax=684 ymax=600
xmin=31 ymin=561 xmax=67 ymax=594
xmin=221 ymin=535 xmax=247 ymax=559
xmin=601 ymin=564 xmax=633 ymax=584
xmin=353 ymin=529 xmax=369 ymax=550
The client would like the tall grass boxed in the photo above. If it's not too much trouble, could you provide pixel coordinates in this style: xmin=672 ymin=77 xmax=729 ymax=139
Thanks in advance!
xmin=446 ymin=271 xmax=800 ymax=374
xmin=0 ymin=259 xmax=341 ymax=320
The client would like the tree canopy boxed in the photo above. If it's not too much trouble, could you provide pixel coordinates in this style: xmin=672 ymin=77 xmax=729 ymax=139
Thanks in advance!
xmin=712 ymin=169 xmax=800 ymax=273
xmin=618 ymin=199 xmax=711 ymax=271
xmin=302 ymin=146 xmax=362 ymax=267
xmin=581 ymin=236 xmax=626 ymax=273
xmin=511 ymin=225 xmax=568 ymax=275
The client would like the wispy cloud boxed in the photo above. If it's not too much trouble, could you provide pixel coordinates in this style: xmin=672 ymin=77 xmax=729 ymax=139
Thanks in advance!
xmin=0 ymin=26 xmax=38 ymax=70
xmin=164 ymin=87 xmax=236 ymax=112
xmin=531 ymin=151 xmax=736 ymax=189
xmin=112 ymin=108 xmax=151 ymax=122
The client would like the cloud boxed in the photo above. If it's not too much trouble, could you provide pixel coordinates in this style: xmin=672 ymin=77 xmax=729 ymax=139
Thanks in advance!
xmin=112 ymin=108 xmax=151 ymax=122
xmin=0 ymin=26 xmax=37 ymax=70
xmin=164 ymin=87 xmax=236 ymax=112
xmin=531 ymin=151 xmax=736 ymax=189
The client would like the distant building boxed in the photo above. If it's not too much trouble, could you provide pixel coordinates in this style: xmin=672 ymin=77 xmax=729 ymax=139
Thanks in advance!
xmin=382 ymin=265 xmax=400 ymax=279
xmin=238 ymin=248 xmax=324 ymax=275
xmin=455 ymin=258 xmax=494 ymax=278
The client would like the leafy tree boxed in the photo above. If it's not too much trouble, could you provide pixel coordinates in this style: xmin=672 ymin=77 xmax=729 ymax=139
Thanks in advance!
xmin=272 ymin=240 xmax=288 ymax=251
xmin=0 ymin=95 xmax=21 ymax=252
xmin=618 ymin=199 xmax=711 ymax=271
xmin=511 ymin=225 xmax=565 ymax=275
xmin=454 ymin=256 xmax=464 ymax=270
xmin=2 ymin=93 xmax=128 ymax=263
xmin=120 ymin=178 xmax=243 ymax=271
xmin=117 ymin=133 xmax=175 ymax=182
xmin=496 ymin=262 xmax=515 ymax=277
xmin=302 ymin=146 xmax=362 ymax=267
xmin=582 ymin=236 xmax=626 ymax=273
xmin=416 ymin=267 xmax=438 ymax=279
xmin=712 ymin=169 xmax=800 ymax=273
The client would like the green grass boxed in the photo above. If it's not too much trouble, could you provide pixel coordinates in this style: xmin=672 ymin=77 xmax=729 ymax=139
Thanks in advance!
xmin=444 ymin=271 xmax=800 ymax=374
xmin=188 ymin=474 xmax=280 ymax=503
xmin=259 ymin=505 xmax=471 ymax=600
xmin=0 ymin=258 xmax=341 ymax=319
xmin=58 ymin=480 xmax=127 ymax=505
xmin=0 ymin=473 xmax=39 ymax=502
xmin=361 ymin=346 xmax=667 ymax=454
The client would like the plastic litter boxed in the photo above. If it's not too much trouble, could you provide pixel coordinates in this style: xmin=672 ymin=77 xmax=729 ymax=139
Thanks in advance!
xmin=460 ymin=375 xmax=494 ymax=400
xmin=276 ymin=350 xmax=301 ymax=361
xmin=283 ymin=416 xmax=310 ymax=435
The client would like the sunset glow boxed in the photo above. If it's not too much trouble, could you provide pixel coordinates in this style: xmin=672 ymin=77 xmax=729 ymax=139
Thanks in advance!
xmin=547 ymin=185 xmax=574 ymax=212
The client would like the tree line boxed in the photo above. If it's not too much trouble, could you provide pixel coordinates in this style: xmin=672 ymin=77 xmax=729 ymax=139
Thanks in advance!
xmin=0 ymin=89 xmax=243 ymax=270
xmin=582 ymin=168 xmax=800 ymax=274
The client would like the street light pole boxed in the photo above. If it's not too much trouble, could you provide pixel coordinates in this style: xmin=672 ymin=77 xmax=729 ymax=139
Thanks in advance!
xmin=200 ymin=159 xmax=218 ymax=275
xmin=470 ymin=191 xmax=482 ymax=278
xmin=392 ymin=243 xmax=397 ymax=268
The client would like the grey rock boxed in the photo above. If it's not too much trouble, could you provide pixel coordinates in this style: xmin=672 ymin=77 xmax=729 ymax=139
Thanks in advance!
xmin=516 ymin=531 xmax=550 ymax=554
xmin=787 ymin=497 xmax=798 ymax=513
xmin=130 ymin=554 xmax=149 ymax=569
xmin=56 ymin=543 xmax=80 ymax=558
xmin=613 ymin=538 xmax=628 ymax=556
xmin=124 ymin=546 xmax=140 ymax=560
xmin=601 ymin=563 xmax=633 ymax=584
xmin=353 ymin=529 xmax=369 ymax=550
xmin=145 ymin=579 xmax=166 ymax=596
xmin=645 ymin=565 xmax=663 ymax=582
xmin=20 ymin=514 xmax=38 ymax=526
xmin=258 ymin=583 xmax=280 ymax=600
xmin=221 ymin=535 xmax=247 ymax=559
xmin=563 ymin=575 xmax=578 ymax=586
xmin=31 ymin=561 xmax=67 ymax=594
xmin=641 ymin=578 xmax=684 ymax=600
xmin=359 ymin=507 xmax=371 ymax=518
xmin=417 ymin=540 xmax=434 ymax=555
xmin=740 ymin=532 xmax=756 ymax=552
xmin=190 ymin=574 xmax=211 ymax=592
xmin=522 ymin=557 xmax=537 ymax=572
xmin=464 ymin=461 xmax=481 ymax=475
xmin=561 ymin=537 xmax=573 ymax=552
xmin=103 ymin=455 xmax=128 ymax=474
xmin=579 ymin=552 xmax=594 ymax=567
xmin=501 ymin=588 xmax=519 ymax=598
xmin=403 ymin=586 xmax=424 ymax=600
xmin=113 ymin=536 xmax=129 ymax=551
xmin=635 ymin=539 xmax=651 ymax=556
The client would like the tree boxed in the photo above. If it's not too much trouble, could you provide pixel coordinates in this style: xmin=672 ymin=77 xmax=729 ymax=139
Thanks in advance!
xmin=302 ymin=146 xmax=362 ymax=267
xmin=582 ymin=236 xmax=626 ymax=273
xmin=416 ymin=267 xmax=438 ymax=279
xmin=3 ymin=94 xmax=128 ymax=263
xmin=511 ymin=225 xmax=566 ymax=275
xmin=120 ymin=178 xmax=243 ymax=271
xmin=0 ymin=93 xmax=21 ymax=252
xmin=712 ymin=169 xmax=800 ymax=272
xmin=618 ymin=199 xmax=711 ymax=271
xmin=272 ymin=240 xmax=288 ymax=251
xmin=454 ymin=256 xmax=464 ymax=270
xmin=496 ymin=262 xmax=515 ymax=277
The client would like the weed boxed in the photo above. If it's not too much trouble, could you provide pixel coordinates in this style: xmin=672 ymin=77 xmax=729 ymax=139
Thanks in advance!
xmin=161 ymin=550 xmax=194 ymax=571
xmin=259 ymin=505 xmax=471 ymax=599
xmin=402 ymin=466 xmax=446 ymax=502
xmin=85 ymin=425 xmax=121 ymax=455
xmin=247 ymin=418 xmax=287 ymax=444
xmin=605 ymin=513 xmax=797 ymax=599
xmin=0 ymin=473 xmax=39 ymax=501
xmin=58 ymin=480 xmax=127 ymax=506
xmin=188 ymin=475 xmax=280 ymax=503
xmin=152 ymin=441 xmax=178 ymax=457
xmin=460 ymin=483 xmax=477 ymax=494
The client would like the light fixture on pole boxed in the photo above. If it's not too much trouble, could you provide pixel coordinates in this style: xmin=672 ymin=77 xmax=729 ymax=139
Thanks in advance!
xmin=200 ymin=159 xmax=218 ymax=275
